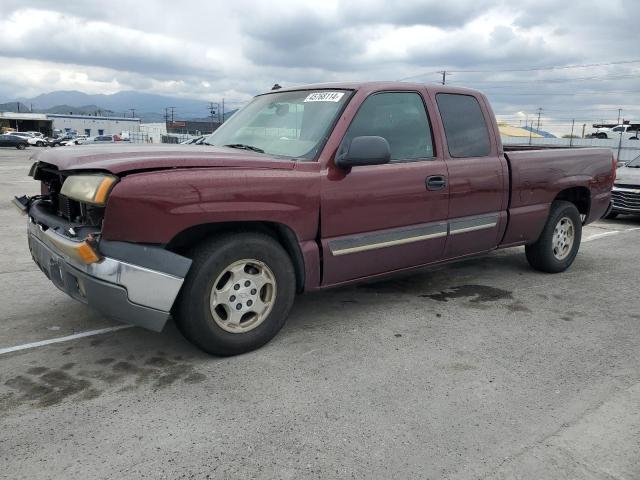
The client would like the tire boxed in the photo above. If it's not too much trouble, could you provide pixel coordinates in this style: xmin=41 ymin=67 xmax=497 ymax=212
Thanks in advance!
xmin=16 ymin=143 xmax=26 ymax=150
xmin=597 ymin=133 xmax=608 ymax=139
xmin=175 ymin=232 xmax=296 ymax=356
xmin=605 ymin=212 xmax=619 ymax=219
xmin=525 ymin=200 xmax=582 ymax=273
xmin=36 ymin=141 xmax=44 ymax=147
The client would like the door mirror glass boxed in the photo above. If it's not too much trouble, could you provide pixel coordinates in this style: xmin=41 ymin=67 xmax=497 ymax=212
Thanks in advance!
xmin=335 ymin=135 xmax=391 ymax=168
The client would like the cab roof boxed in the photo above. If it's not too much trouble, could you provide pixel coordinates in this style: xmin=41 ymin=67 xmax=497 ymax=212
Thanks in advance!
xmin=262 ymin=81 xmax=483 ymax=97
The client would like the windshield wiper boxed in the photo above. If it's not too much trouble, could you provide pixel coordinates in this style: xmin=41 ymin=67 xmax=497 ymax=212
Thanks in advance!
xmin=223 ymin=143 xmax=265 ymax=153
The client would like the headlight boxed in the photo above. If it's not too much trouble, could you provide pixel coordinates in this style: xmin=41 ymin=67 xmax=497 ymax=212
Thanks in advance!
xmin=60 ymin=174 xmax=118 ymax=205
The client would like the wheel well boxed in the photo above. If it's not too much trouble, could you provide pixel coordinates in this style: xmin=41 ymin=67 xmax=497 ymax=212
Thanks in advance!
xmin=166 ymin=221 xmax=306 ymax=292
xmin=554 ymin=187 xmax=590 ymax=217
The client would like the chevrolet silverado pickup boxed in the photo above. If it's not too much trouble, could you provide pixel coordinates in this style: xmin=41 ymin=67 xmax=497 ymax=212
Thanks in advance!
xmin=14 ymin=82 xmax=615 ymax=355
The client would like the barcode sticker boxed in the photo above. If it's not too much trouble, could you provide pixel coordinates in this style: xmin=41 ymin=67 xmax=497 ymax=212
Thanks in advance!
xmin=303 ymin=92 xmax=345 ymax=102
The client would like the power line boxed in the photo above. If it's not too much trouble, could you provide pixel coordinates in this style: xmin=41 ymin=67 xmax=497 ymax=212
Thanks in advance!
xmin=398 ymin=59 xmax=640 ymax=81
xmin=484 ymin=90 xmax=638 ymax=96
xmin=447 ymin=73 xmax=640 ymax=85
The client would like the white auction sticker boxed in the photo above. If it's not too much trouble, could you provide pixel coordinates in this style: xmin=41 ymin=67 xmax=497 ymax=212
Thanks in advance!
xmin=304 ymin=91 xmax=345 ymax=102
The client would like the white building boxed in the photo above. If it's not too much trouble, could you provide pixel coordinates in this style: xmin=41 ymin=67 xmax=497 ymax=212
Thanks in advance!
xmin=48 ymin=114 xmax=140 ymax=137
xmin=0 ymin=111 xmax=140 ymax=137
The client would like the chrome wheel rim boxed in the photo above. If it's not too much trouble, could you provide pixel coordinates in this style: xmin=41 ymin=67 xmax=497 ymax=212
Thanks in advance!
xmin=209 ymin=259 xmax=277 ymax=333
xmin=552 ymin=216 xmax=575 ymax=260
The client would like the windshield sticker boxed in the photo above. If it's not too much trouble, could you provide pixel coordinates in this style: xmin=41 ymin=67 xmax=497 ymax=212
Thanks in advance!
xmin=304 ymin=92 xmax=345 ymax=102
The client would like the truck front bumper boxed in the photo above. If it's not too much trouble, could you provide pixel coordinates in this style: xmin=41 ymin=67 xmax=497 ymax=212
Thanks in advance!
xmin=26 ymin=218 xmax=191 ymax=332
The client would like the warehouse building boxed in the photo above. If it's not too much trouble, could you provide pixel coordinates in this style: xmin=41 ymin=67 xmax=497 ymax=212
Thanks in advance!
xmin=0 ymin=112 xmax=140 ymax=137
xmin=48 ymin=113 xmax=140 ymax=137
xmin=0 ymin=112 xmax=52 ymax=135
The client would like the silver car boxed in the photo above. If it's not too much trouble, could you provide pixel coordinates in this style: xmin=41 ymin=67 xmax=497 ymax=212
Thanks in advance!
xmin=609 ymin=155 xmax=640 ymax=218
xmin=78 ymin=135 xmax=116 ymax=144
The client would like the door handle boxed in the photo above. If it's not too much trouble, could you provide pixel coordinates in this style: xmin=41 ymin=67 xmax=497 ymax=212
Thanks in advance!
xmin=426 ymin=175 xmax=447 ymax=191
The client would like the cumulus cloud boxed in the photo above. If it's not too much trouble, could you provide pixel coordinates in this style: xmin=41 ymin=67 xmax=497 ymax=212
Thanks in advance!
xmin=0 ymin=0 xmax=638 ymax=133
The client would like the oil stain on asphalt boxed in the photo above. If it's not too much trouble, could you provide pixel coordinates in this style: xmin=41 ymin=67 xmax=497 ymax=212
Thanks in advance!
xmin=422 ymin=285 xmax=513 ymax=303
xmin=1 ymin=352 xmax=206 ymax=411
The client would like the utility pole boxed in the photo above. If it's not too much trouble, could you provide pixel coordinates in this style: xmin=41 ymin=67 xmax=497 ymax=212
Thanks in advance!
xmin=169 ymin=106 xmax=175 ymax=124
xmin=536 ymin=107 xmax=542 ymax=133
xmin=208 ymin=102 xmax=218 ymax=132
xmin=529 ymin=121 xmax=533 ymax=145
xmin=581 ymin=123 xmax=586 ymax=139
xmin=164 ymin=107 xmax=169 ymax=125
xmin=617 ymin=108 xmax=622 ymax=124
xmin=570 ymin=119 xmax=575 ymax=147
xmin=222 ymin=98 xmax=225 ymax=123
xmin=439 ymin=71 xmax=447 ymax=85
xmin=129 ymin=108 xmax=136 ymax=118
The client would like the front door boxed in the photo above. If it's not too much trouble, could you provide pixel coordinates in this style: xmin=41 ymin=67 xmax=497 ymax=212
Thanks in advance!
xmin=320 ymin=90 xmax=449 ymax=286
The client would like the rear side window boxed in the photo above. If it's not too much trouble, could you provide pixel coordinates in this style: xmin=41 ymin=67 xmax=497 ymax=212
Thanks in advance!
xmin=342 ymin=92 xmax=434 ymax=162
xmin=436 ymin=93 xmax=491 ymax=158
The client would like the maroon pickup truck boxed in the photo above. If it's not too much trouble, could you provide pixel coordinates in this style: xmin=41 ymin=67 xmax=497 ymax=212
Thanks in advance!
xmin=14 ymin=82 xmax=615 ymax=355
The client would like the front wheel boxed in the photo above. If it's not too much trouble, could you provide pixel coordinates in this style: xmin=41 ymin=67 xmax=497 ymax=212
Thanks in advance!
xmin=525 ymin=201 xmax=582 ymax=273
xmin=16 ymin=143 xmax=26 ymax=150
xmin=175 ymin=232 xmax=296 ymax=356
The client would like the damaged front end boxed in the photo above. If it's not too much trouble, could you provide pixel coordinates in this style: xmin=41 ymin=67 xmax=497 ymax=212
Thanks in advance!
xmin=14 ymin=161 xmax=192 ymax=332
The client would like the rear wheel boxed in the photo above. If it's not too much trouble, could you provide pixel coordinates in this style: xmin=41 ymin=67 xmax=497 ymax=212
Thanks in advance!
xmin=597 ymin=133 xmax=608 ymax=139
xmin=16 ymin=143 xmax=25 ymax=150
xmin=525 ymin=201 xmax=582 ymax=273
xmin=176 ymin=232 xmax=296 ymax=356
xmin=36 ymin=141 xmax=44 ymax=147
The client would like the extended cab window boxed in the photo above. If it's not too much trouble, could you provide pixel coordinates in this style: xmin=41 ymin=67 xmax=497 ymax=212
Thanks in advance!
xmin=436 ymin=93 xmax=491 ymax=158
xmin=341 ymin=92 xmax=434 ymax=161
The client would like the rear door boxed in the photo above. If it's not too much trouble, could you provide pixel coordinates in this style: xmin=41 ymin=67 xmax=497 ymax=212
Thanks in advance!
xmin=320 ymin=90 xmax=449 ymax=285
xmin=431 ymin=91 xmax=509 ymax=258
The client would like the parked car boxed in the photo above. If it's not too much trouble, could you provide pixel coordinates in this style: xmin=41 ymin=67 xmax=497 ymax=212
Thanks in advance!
xmin=9 ymin=132 xmax=47 ymax=147
xmin=14 ymin=82 xmax=615 ymax=356
xmin=180 ymin=136 xmax=204 ymax=144
xmin=23 ymin=131 xmax=45 ymax=138
xmin=48 ymin=134 xmax=75 ymax=147
xmin=0 ymin=134 xmax=28 ymax=149
xmin=59 ymin=135 xmax=89 ymax=146
xmin=593 ymin=124 xmax=639 ymax=140
xmin=607 ymin=154 xmax=640 ymax=218
xmin=77 ymin=135 xmax=116 ymax=144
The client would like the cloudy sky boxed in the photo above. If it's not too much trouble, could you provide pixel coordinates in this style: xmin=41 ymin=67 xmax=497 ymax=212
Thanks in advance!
xmin=1 ymin=0 xmax=638 ymax=134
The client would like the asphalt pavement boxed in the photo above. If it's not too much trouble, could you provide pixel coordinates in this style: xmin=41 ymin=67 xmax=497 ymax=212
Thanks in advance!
xmin=1 ymin=147 xmax=639 ymax=479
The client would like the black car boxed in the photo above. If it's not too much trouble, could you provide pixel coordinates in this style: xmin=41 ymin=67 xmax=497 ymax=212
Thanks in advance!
xmin=48 ymin=135 xmax=75 ymax=147
xmin=0 ymin=134 xmax=28 ymax=149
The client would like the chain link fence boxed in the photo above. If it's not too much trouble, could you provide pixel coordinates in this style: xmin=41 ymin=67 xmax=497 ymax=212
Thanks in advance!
xmin=502 ymin=136 xmax=640 ymax=162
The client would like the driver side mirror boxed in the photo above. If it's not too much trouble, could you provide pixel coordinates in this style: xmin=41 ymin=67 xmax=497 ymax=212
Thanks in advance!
xmin=335 ymin=136 xmax=391 ymax=169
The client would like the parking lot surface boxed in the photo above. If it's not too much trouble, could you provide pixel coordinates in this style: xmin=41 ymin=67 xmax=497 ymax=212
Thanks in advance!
xmin=1 ymin=148 xmax=639 ymax=479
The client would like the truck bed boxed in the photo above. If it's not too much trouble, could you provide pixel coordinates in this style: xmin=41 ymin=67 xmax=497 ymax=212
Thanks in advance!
xmin=499 ymin=147 xmax=614 ymax=246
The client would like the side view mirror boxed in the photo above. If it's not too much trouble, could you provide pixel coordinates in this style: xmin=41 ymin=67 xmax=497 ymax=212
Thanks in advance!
xmin=335 ymin=136 xmax=391 ymax=169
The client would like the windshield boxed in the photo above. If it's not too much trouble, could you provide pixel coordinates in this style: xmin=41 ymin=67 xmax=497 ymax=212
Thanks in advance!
xmin=627 ymin=154 xmax=640 ymax=167
xmin=204 ymin=89 xmax=351 ymax=159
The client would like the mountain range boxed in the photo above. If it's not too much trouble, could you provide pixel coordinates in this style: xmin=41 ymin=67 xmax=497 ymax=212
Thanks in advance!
xmin=1 ymin=90 xmax=235 ymax=122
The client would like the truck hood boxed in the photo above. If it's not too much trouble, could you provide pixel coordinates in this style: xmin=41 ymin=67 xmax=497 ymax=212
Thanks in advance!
xmin=31 ymin=144 xmax=296 ymax=174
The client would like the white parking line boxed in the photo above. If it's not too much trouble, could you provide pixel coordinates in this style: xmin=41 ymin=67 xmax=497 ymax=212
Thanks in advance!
xmin=584 ymin=227 xmax=640 ymax=242
xmin=0 ymin=325 xmax=133 ymax=355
